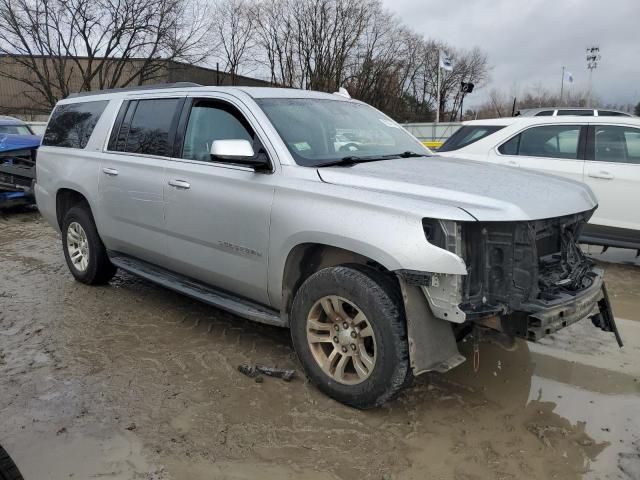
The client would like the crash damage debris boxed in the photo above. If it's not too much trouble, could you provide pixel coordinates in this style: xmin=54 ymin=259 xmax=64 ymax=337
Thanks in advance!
xmin=238 ymin=364 xmax=295 ymax=382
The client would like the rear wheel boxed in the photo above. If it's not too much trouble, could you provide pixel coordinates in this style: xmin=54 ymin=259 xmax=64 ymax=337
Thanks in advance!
xmin=290 ymin=265 xmax=410 ymax=408
xmin=62 ymin=206 xmax=116 ymax=285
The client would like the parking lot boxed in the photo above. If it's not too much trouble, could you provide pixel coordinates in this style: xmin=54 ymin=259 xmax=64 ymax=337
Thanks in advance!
xmin=1 ymin=209 xmax=639 ymax=480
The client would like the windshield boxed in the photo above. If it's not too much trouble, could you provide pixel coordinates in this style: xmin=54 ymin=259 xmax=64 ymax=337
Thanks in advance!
xmin=439 ymin=125 xmax=504 ymax=152
xmin=0 ymin=124 xmax=33 ymax=135
xmin=256 ymin=98 xmax=429 ymax=166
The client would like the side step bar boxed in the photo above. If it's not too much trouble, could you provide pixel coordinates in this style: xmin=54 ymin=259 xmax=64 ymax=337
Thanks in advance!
xmin=108 ymin=252 xmax=286 ymax=328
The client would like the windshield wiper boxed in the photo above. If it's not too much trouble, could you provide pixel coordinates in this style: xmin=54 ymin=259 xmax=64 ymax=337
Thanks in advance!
xmin=315 ymin=151 xmax=424 ymax=168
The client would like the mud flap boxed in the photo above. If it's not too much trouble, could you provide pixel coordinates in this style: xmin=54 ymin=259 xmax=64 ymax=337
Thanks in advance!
xmin=592 ymin=284 xmax=623 ymax=347
xmin=398 ymin=278 xmax=466 ymax=375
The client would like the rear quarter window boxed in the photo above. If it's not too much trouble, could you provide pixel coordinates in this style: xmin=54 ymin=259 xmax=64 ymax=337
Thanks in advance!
xmin=42 ymin=100 xmax=109 ymax=148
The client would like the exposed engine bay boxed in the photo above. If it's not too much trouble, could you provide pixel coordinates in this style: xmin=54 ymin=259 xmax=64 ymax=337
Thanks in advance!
xmin=460 ymin=210 xmax=595 ymax=316
xmin=420 ymin=210 xmax=622 ymax=346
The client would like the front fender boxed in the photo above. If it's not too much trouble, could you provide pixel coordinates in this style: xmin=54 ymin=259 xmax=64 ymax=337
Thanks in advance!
xmin=268 ymin=188 xmax=468 ymax=309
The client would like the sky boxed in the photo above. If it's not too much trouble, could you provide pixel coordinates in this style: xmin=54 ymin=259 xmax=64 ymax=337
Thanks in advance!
xmin=380 ymin=0 xmax=640 ymax=110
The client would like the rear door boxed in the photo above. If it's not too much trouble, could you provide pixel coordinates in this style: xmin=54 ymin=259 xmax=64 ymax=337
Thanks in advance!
xmin=584 ymin=123 xmax=640 ymax=232
xmin=490 ymin=123 xmax=587 ymax=183
xmin=98 ymin=97 xmax=184 ymax=265
xmin=163 ymin=94 xmax=276 ymax=305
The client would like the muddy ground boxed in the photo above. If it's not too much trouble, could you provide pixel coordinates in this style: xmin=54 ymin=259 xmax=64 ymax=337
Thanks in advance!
xmin=1 ymin=209 xmax=639 ymax=480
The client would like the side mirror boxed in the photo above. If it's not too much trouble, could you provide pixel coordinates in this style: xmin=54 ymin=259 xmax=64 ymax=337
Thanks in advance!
xmin=210 ymin=139 xmax=269 ymax=169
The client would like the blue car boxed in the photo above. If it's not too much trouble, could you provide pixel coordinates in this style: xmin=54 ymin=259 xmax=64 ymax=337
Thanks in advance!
xmin=0 ymin=117 xmax=42 ymax=207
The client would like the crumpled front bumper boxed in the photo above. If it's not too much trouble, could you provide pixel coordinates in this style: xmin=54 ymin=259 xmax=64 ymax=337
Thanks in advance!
xmin=499 ymin=267 xmax=622 ymax=347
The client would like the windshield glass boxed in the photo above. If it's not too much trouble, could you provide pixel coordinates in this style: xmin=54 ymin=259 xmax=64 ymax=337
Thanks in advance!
xmin=0 ymin=124 xmax=33 ymax=135
xmin=439 ymin=125 xmax=504 ymax=152
xmin=256 ymin=98 xmax=430 ymax=166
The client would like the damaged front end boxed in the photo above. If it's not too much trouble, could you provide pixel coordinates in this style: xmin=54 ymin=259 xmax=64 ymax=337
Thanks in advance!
xmin=457 ymin=209 xmax=621 ymax=346
xmin=398 ymin=210 xmax=622 ymax=376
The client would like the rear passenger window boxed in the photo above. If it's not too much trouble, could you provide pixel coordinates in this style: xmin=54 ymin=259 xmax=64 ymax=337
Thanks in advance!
xmin=534 ymin=110 xmax=554 ymax=116
xmin=123 ymin=99 xmax=181 ymax=157
xmin=109 ymin=98 xmax=181 ymax=157
xmin=43 ymin=100 xmax=108 ymax=148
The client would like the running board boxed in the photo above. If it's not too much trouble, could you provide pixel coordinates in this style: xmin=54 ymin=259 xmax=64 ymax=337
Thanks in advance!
xmin=108 ymin=252 xmax=285 ymax=328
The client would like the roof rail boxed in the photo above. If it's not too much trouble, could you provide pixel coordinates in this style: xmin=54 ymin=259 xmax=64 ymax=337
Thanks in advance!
xmin=66 ymin=82 xmax=202 ymax=99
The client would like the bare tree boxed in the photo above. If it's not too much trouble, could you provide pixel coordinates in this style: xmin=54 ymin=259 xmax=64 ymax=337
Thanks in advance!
xmin=252 ymin=0 xmax=297 ymax=86
xmin=210 ymin=0 xmax=256 ymax=84
xmin=248 ymin=0 xmax=489 ymax=121
xmin=0 ymin=0 xmax=209 ymax=110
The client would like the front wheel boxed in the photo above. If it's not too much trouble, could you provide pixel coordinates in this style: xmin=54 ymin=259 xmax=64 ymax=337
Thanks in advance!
xmin=290 ymin=265 xmax=410 ymax=408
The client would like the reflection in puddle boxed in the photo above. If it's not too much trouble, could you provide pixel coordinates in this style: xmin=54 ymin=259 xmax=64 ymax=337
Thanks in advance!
xmin=528 ymin=375 xmax=640 ymax=480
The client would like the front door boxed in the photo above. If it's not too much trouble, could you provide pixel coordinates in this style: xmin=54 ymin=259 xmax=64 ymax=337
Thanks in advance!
xmin=163 ymin=96 xmax=275 ymax=305
xmin=490 ymin=124 xmax=587 ymax=184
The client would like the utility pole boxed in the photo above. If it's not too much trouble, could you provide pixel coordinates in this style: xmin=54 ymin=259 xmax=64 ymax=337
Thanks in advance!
xmin=586 ymin=46 xmax=601 ymax=107
xmin=560 ymin=66 xmax=565 ymax=104
xmin=435 ymin=62 xmax=441 ymax=124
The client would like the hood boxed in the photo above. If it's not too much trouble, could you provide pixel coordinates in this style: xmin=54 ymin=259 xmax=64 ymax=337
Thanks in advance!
xmin=317 ymin=155 xmax=597 ymax=222
xmin=0 ymin=134 xmax=41 ymax=154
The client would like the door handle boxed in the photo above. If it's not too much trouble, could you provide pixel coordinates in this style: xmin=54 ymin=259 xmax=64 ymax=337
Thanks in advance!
xmin=102 ymin=167 xmax=119 ymax=176
xmin=588 ymin=171 xmax=614 ymax=180
xmin=168 ymin=179 xmax=191 ymax=189
xmin=506 ymin=160 xmax=519 ymax=167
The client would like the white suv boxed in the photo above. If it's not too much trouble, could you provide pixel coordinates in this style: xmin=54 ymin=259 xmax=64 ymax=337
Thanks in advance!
xmin=439 ymin=116 xmax=640 ymax=250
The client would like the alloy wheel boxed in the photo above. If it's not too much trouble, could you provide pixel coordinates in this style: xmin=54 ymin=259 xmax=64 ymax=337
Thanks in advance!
xmin=306 ymin=295 xmax=377 ymax=385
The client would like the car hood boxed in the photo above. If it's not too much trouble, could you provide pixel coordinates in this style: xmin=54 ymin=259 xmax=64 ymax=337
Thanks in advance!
xmin=0 ymin=134 xmax=41 ymax=153
xmin=317 ymin=155 xmax=597 ymax=221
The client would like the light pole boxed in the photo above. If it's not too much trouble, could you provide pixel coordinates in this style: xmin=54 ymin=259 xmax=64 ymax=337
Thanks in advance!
xmin=586 ymin=46 xmax=601 ymax=107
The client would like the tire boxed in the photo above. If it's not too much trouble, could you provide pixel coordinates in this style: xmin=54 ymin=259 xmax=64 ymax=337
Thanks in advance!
xmin=62 ymin=205 xmax=116 ymax=285
xmin=0 ymin=445 xmax=24 ymax=480
xmin=290 ymin=264 xmax=410 ymax=409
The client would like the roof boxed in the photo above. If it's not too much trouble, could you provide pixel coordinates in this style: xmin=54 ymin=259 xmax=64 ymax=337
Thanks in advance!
xmin=461 ymin=118 xmax=520 ymax=126
xmin=517 ymin=107 xmax=633 ymax=117
xmin=59 ymin=84 xmax=352 ymax=104
xmin=462 ymin=116 xmax=640 ymax=127
xmin=0 ymin=115 xmax=26 ymax=125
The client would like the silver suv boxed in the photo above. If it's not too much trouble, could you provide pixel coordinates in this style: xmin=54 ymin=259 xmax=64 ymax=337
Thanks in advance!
xmin=35 ymin=84 xmax=621 ymax=408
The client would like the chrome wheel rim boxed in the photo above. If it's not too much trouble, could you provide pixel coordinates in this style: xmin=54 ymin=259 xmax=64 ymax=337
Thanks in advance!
xmin=306 ymin=295 xmax=377 ymax=385
xmin=67 ymin=222 xmax=90 ymax=272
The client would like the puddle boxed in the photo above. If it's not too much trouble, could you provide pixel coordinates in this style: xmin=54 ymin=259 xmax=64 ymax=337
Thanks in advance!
xmin=8 ymin=431 xmax=164 ymax=480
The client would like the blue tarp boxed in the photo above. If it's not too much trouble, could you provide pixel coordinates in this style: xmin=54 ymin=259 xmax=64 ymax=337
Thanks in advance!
xmin=0 ymin=134 xmax=41 ymax=154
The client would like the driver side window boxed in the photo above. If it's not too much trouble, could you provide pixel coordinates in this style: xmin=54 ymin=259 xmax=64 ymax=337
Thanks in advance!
xmin=498 ymin=125 xmax=582 ymax=159
xmin=181 ymin=100 xmax=254 ymax=162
